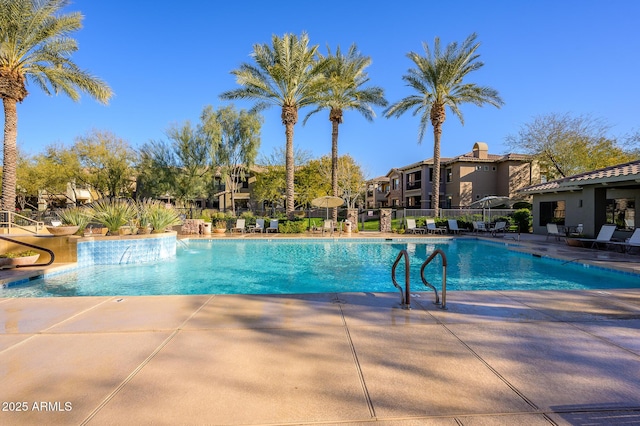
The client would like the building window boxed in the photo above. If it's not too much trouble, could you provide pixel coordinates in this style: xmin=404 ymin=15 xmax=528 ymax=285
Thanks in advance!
xmin=446 ymin=168 xmax=452 ymax=183
xmin=539 ymin=200 xmax=565 ymax=226
xmin=607 ymin=198 xmax=635 ymax=228
xmin=476 ymin=165 xmax=482 ymax=171
xmin=484 ymin=166 xmax=489 ymax=171
xmin=492 ymin=166 xmax=497 ymax=171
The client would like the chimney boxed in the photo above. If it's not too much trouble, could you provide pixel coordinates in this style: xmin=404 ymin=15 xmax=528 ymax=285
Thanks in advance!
xmin=472 ymin=142 xmax=488 ymax=159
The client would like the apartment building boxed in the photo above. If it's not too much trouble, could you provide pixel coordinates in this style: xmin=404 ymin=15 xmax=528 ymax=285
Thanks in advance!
xmin=372 ymin=142 xmax=538 ymax=209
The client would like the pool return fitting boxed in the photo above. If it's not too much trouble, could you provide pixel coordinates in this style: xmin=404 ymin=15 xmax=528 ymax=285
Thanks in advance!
xmin=391 ymin=248 xmax=447 ymax=310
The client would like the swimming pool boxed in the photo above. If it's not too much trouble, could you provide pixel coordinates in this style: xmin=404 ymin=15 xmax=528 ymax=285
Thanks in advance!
xmin=1 ymin=239 xmax=638 ymax=297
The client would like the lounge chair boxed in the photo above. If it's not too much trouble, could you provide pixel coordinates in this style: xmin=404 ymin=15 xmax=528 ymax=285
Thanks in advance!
xmin=447 ymin=219 xmax=462 ymax=234
xmin=322 ymin=220 xmax=335 ymax=236
xmin=51 ymin=220 xmax=62 ymax=227
xmin=473 ymin=221 xmax=487 ymax=233
xmin=231 ymin=218 xmax=245 ymax=233
xmin=576 ymin=224 xmax=617 ymax=249
xmin=625 ymin=219 xmax=635 ymax=230
xmin=607 ymin=228 xmax=640 ymax=253
xmin=251 ymin=218 xmax=265 ymax=233
xmin=425 ymin=218 xmax=445 ymax=234
xmin=490 ymin=221 xmax=507 ymax=237
xmin=266 ymin=219 xmax=279 ymax=233
xmin=546 ymin=223 xmax=564 ymax=241
xmin=406 ymin=218 xmax=424 ymax=234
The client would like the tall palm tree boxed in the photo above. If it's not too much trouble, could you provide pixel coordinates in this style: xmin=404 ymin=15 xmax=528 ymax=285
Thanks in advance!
xmin=304 ymin=44 xmax=387 ymax=221
xmin=220 ymin=32 xmax=326 ymax=219
xmin=0 ymin=0 xmax=112 ymax=212
xmin=384 ymin=33 xmax=503 ymax=217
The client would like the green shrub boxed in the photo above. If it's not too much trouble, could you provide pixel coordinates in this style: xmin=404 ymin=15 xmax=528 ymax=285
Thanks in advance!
xmin=278 ymin=219 xmax=308 ymax=233
xmin=146 ymin=202 xmax=182 ymax=233
xmin=511 ymin=209 xmax=532 ymax=233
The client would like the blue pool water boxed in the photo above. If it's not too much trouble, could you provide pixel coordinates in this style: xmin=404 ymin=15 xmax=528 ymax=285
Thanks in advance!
xmin=2 ymin=239 xmax=639 ymax=297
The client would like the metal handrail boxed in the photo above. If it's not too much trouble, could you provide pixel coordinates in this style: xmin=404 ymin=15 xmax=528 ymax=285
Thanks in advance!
xmin=420 ymin=248 xmax=447 ymax=309
xmin=0 ymin=235 xmax=55 ymax=268
xmin=391 ymin=249 xmax=411 ymax=309
xmin=0 ymin=211 xmax=45 ymax=234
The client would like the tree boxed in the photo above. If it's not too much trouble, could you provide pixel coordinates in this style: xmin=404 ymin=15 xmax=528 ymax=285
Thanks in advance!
xmin=73 ymin=130 xmax=137 ymax=198
xmin=0 ymin=0 xmax=112 ymax=211
xmin=315 ymin=154 xmax=366 ymax=209
xmin=202 ymin=105 xmax=262 ymax=215
xmin=506 ymin=113 xmax=638 ymax=180
xmin=138 ymin=122 xmax=213 ymax=204
xmin=304 ymin=44 xmax=387 ymax=221
xmin=384 ymin=33 xmax=503 ymax=216
xmin=18 ymin=143 xmax=82 ymax=207
xmin=220 ymin=32 xmax=326 ymax=219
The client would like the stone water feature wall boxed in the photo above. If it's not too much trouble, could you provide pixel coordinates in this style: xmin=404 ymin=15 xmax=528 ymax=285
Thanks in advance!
xmin=380 ymin=208 xmax=392 ymax=232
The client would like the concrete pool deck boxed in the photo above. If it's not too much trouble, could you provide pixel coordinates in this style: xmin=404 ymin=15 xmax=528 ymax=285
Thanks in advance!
xmin=1 ymin=233 xmax=639 ymax=424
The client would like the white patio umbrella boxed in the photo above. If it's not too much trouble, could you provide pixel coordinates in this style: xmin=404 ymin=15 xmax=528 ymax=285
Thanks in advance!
xmin=311 ymin=196 xmax=344 ymax=219
xmin=469 ymin=196 xmax=511 ymax=222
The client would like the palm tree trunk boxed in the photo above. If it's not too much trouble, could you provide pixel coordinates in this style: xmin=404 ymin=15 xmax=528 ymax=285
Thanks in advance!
xmin=330 ymin=113 xmax=340 ymax=223
xmin=282 ymin=106 xmax=298 ymax=220
xmin=430 ymin=105 xmax=445 ymax=218
xmin=284 ymin=120 xmax=295 ymax=220
xmin=2 ymin=98 xmax=18 ymax=212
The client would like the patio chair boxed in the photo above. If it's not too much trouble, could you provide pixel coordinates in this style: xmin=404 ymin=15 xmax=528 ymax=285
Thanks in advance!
xmin=322 ymin=219 xmax=335 ymax=236
xmin=406 ymin=218 xmax=424 ymax=234
xmin=447 ymin=219 xmax=462 ymax=234
xmin=576 ymin=224 xmax=617 ymax=249
xmin=607 ymin=228 xmax=640 ymax=253
xmin=266 ymin=219 xmax=279 ymax=233
xmin=490 ymin=221 xmax=507 ymax=237
xmin=252 ymin=218 xmax=265 ymax=233
xmin=425 ymin=218 xmax=445 ymax=234
xmin=472 ymin=221 xmax=487 ymax=233
xmin=546 ymin=223 xmax=564 ymax=241
xmin=625 ymin=219 xmax=635 ymax=230
xmin=231 ymin=218 xmax=245 ymax=234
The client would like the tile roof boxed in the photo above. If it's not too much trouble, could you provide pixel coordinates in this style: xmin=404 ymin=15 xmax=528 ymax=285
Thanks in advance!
xmin=519 ymin=160 xmax=640 ymax=194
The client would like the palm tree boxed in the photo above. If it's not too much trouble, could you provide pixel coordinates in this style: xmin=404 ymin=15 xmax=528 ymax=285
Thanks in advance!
xmin=384 ymin=33 xmax=503 ymax=217
xmin=0 ymin=0 xmax=112 ymax=212
xmin=220 ymin=32 xmax=326 ymax=219
xmin=304 ymin=44 xmax=387 ymax=221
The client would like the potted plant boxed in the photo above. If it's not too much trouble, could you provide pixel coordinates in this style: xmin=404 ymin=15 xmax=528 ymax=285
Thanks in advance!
xmin=89 ymin=199 xmax=137 ymax=236
xmin=146 ymin=201 xmax=182 ymax=233
xmin=47 ymin=207 xmax=92 ymax=236
xmin=0 ymin=250 xmax=40 ymax=268
xmin=213 ymin=219 xmax=227 ymax=234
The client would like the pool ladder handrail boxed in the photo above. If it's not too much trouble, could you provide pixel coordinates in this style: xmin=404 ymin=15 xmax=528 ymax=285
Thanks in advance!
xmin=0 ymin=235 xmax=55 ymax=268
xmin=391 ymin=248 xmax=447 ymax=310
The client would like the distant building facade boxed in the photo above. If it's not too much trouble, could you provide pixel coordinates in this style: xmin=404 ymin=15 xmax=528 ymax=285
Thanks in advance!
xmin=370 ymin=142 xmax=538 ymax=209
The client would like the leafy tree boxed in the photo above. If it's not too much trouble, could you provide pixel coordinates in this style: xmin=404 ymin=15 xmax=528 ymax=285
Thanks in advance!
xmin=18 ymin=143 xmax=82 ymax=207
xmin=315 ymin=154 xmax=366 ymax=209
xmin=138 ymin=122 xmax=213 ymax=204
xmin=506 ymin=113 xmax=638 ymax=180
xmin=252 ymin=147 xmax=312 ymax=213
xmin=73 ymin=130 xmax=137 ymax=199
xmin=202 ymin=105 xmax=262 ymax=215
xmin=220 ymin=32 xmax=327 ymax=219
xmin=384 ymin=33 xmax=503 ymax=216
xmin=0 ymin=0 xmax=112 ymax=211
xmin=304 ymin=44 xmax=387 ymax=221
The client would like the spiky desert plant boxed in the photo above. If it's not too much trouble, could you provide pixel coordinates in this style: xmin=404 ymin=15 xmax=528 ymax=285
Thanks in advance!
xmin=57 ymin=207 xmax=93 ymax=232
xmin=89 ymin=199 xmax=136 ymax=235
xmin=146 ymin=202 xmax=182 ymax=233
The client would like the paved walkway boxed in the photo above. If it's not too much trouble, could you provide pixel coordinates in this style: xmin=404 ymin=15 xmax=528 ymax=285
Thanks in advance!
xmin=1 ymin=232 xmax=639 ymax=425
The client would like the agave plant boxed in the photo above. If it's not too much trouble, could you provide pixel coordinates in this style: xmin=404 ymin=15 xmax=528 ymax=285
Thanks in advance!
xmin=89 ymin=199 xmax=137 ymax=235
xmin=146 ymin=202 xmax=182 ymax=233
xmin=57 ymin=207 xmax=93 ymax=233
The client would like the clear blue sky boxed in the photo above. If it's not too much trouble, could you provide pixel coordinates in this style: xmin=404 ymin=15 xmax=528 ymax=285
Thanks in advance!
xmin=14 ymin=0 xmax=640 ymax=178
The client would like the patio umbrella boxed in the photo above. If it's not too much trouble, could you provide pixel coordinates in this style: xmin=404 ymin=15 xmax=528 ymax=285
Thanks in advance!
xmin=311 ymin=195 xmax=344 ymax=219
xmin=469 ymin=196 xmax=511 ymax=222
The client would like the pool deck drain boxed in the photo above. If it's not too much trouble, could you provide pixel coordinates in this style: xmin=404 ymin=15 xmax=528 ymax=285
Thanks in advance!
xmin=0 ymin=233 xmax=639 ymax=424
